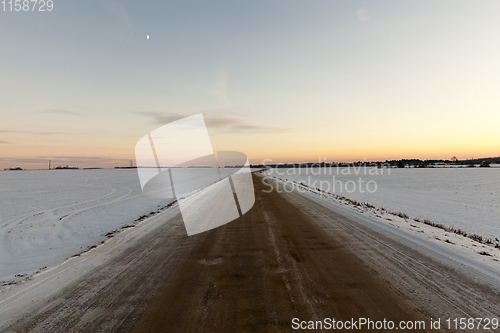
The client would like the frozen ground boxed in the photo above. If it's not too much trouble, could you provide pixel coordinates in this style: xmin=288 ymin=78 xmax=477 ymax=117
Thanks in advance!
xmin=267 ymin=167 xmax=500 ymax=240
xmin=2 ymin=171 xmax=499 ymax=332
xmin=1 ymin=170 xmax=499 ymax=331
xmin=0 ymin=169 xmax=175 ymax=286
xmin=0 ymin=167 xmax=255 ymax=287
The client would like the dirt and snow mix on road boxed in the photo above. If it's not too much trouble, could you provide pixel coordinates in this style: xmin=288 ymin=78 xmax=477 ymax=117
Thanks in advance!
xmin=263 ymin=168 xmax=500 ymax=273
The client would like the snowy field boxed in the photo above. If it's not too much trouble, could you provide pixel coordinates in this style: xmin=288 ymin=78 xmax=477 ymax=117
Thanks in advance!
xmin=2 ymin=166 xmax=498 ymax=289
xmin=267 ymin=167 xmax=500 ymax=240
xmin=0 ymin=167 xmax=248 ymax=287
xmin=0 ymin=169 xmax=173 ymax=286
xmin=0 ymin=167 xmax=257 ymax=287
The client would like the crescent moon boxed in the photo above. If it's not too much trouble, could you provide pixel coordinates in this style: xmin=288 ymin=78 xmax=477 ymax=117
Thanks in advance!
xmin=147 ymin=35 xmax=149 ymax=40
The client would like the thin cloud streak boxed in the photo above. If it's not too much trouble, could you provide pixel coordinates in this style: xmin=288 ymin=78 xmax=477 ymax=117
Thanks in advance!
xmin=42 ymin=109 xmax=81 ymax=116
xmin=137 ymin=108 xmax=288 ymax=134
xmin=0 ymin=129 xmax=64 ymax=135
xmin=31 ymin=131 xmax=65 ymax=136
xmin=0 ymin=156 xmax=130 ymax=164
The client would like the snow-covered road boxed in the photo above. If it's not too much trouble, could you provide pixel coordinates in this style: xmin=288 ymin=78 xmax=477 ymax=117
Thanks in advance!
xmin=1 ymin=173 xmax=499 ymax=332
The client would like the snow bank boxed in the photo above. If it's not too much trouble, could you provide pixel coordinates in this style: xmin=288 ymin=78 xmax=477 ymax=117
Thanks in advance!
xmin=266 ymin=167 xmax=500 ymax=240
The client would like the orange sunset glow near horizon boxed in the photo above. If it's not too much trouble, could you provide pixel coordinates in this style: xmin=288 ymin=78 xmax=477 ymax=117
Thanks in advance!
xmin=1 ymin=123 xmax=498 ymax=170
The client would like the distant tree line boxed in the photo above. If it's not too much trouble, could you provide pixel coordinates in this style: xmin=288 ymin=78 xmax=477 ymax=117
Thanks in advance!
xmin=3 ymin=167 xmax=23 ymax=171
xmin=253 ymin=156 xmax=500 ymax=169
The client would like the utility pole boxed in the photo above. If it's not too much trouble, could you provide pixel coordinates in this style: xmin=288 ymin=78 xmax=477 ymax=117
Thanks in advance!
xmin=49 ymin=160 xmax=51 ymax=170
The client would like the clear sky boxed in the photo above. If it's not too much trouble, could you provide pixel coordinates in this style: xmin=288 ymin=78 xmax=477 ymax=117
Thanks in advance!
xmin=1 ymin=0 xmax=499 ymax=169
